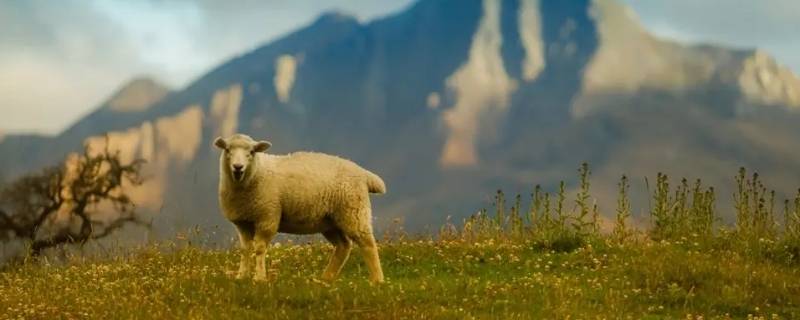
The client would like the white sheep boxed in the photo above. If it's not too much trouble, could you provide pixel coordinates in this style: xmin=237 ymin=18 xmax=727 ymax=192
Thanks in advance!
xmin=214 ymin=134 xmax=386 ymax=283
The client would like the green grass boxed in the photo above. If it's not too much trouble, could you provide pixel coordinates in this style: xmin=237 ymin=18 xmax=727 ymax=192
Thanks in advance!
xmin=1 ymin=235 xmax=799 ymax=319
xmin=3 ymin=164 xmax=800 ymax=319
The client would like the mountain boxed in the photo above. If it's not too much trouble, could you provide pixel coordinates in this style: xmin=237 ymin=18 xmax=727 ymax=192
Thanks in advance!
xmin=104 ymin=77 xmax=171 ymax=113
xmin=3 ymin=0 xmax=800 ymax=234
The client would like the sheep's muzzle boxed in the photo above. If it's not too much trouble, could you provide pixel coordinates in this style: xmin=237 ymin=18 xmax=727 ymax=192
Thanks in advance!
xmin=232 ymin=165 xmax=245 ymax=181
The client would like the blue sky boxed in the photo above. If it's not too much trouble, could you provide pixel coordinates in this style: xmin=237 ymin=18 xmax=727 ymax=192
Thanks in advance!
xmin=623 ymin=0 xmax=800 ymax=74
xmin=0 ymin=0 xmax=798 ymax=134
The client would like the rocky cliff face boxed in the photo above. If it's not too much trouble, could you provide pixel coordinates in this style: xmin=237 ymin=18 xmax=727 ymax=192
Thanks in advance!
xmin=3 ymin=0 xmax=800 ymax=235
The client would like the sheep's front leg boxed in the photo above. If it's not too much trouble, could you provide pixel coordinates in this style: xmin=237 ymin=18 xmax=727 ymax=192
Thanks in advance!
xmin=253 ymin=229 xmax=277 ymax=282
xmin=233 ymin=222 xmax=255 ymax=279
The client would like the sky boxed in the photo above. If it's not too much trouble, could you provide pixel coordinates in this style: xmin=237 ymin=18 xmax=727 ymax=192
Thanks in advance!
xmin=622 ymin=0 xmax=800 ymax=75
xmin=1 ymin=0 xmax=798 ymax=135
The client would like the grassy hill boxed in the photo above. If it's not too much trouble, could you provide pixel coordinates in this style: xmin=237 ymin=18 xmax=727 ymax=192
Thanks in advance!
xmin=1 ymin=233 xmax=799 ymax=319
xmin=2 ymin=166 xmax=800 ymax=319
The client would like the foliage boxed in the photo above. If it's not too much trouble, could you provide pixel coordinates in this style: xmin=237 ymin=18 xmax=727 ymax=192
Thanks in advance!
xmin=648 ymin=174 xmax=716 ymax=240
xmin=455 ymin=164 xmax=602 ymax=252
xmin=0 ymin=143 xmax=148 ymax=256
xmin=613 ymin=175 xmax=631 ymax=242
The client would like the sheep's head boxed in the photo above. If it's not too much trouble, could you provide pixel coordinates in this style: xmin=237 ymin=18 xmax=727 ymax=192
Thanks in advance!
xmin=214 ymin=134 xmax=271 ymax=182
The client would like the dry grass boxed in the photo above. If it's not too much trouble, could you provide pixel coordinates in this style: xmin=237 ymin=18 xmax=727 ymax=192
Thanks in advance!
xmin=2 ymin=165 xmax=800 ymax=319
xmin=1 ymin=234 xmax=799 ymax=319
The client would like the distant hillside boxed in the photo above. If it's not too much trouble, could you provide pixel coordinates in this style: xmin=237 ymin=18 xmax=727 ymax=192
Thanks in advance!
xmin=2 ymin=0 xmax=800 ymax=235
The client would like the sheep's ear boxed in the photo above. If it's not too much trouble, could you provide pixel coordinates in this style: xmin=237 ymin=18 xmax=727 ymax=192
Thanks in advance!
xmin=254 ymin=141 xmax=272 ymax=153
xmin=213 ymin=137 xmax=227 ymax=150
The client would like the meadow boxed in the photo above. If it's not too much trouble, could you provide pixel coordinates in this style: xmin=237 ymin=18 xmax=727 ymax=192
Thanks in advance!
xmin=2 ymin=165 xmax=800 ymax=319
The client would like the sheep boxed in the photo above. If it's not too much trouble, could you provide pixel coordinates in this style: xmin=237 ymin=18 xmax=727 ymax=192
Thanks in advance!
xmin=214 ymin=134 xmax=386 ymax=283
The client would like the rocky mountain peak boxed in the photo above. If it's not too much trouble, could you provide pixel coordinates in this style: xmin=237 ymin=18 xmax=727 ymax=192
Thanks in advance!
xmin=105 ymin=77 xmax=171 ymax=113
xmin=312 ymin=11 xmax=359 ymax=28
xmin=736 ymin=49 xmax=800 ymax=108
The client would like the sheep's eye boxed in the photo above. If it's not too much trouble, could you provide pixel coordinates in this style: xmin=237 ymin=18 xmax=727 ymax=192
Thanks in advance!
xmin=249 ymin=150 xmax=256 ymax=156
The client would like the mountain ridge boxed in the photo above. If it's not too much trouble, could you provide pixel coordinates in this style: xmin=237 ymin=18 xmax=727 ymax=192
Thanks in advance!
xmin=3 ymin=0 xmax=800 ymax=234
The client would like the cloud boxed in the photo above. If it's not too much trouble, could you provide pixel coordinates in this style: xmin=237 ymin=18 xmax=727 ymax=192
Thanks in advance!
xmin=0 ymin=0 xmax=187 ymax=134
xmin=0 ymin=0 xmax=413 ymax=134
xmin=2 ymin=0 xmax=797 ymax=134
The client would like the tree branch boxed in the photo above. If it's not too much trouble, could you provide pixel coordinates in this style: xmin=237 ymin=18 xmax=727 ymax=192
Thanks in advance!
xmin=2 ymin=142 xmax=148 ymax=257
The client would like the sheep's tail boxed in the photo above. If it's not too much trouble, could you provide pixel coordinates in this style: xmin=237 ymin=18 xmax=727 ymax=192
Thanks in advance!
xmin=364 ymin=170 xmax=386 ymax=194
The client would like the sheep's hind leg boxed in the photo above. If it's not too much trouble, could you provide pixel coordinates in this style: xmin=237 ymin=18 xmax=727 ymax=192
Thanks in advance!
xmin=352 ymin=232 xmax=384 ymax=284
xmin=321 ymin=229 xmax=352 ymax=281
xmin=253 ymin=229 xmax=277 ymax=282
xmin=233 ymin=222 xmax=255 ymax=279
xmin=336 ymin=200 xmax=384 ymax=284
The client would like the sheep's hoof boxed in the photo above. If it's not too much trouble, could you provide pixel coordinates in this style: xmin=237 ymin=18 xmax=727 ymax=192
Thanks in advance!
xmin=235 ymin=272 xmax=249 ymax=280
xmin=310 ymin=277 xmax=331 ymax=286
xmin=319 ymin=273 xmax=336 ymax=282
xmin=225 ymin=270 xmax=248 ymax=279
xmin=253 ymin=270 xmax=277 ymax=282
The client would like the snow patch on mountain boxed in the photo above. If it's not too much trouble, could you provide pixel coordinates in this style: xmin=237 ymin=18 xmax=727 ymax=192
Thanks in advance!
xmin=210 ymin=85 xmax=243 ymax=138
xmin=737 ymin=50 xmax=800 ymax=108
xmin=518 ymin=0 xmax=545 ymax=81
xmin=441 ymin=0 xmax=516 ymax=167
xmin=274 ymin=55 xmax=298 ymax=103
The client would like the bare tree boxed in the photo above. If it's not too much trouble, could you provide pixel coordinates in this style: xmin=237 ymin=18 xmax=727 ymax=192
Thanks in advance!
xmin=0 ymin=145 xmax=149 ymax=256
